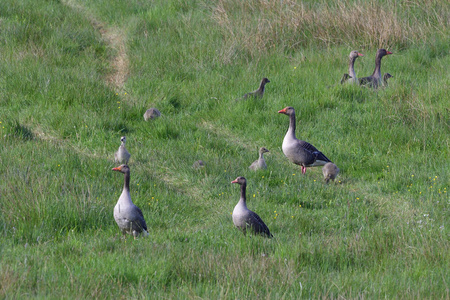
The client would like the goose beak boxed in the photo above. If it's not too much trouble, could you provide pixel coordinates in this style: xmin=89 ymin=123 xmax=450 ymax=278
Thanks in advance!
xmin=278 ymin=108 xmax=287 ymax=114
xmin=387 ymin=51 xmax=393 ymax=55
xmin=112 ymin=166 xmax=122 ymax=171
xmin=231 ymin=180 xmax=238 ymax=184
xmin=358 ymin=53 xmax=364 ymax=56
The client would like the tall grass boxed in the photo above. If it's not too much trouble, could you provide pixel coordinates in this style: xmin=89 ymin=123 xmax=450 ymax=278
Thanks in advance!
xmin=0 ymin=0 xmax=449 ymax=298
xmin=211 ymin=0 xmax=450 ymax=61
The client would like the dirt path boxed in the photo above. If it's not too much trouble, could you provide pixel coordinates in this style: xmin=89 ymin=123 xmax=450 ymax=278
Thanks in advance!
xmin=62 ymin=0 xmax=129 ymax=91
xmin=31 ymin=1 xmax=130 ymax=150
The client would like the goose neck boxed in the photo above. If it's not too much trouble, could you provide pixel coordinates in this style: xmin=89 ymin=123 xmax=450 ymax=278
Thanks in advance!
xmin=239 ymin=183 xmax=247 ymax=204
xmin=123 ymin=171 xmax=130 ymax=192
xmin=348 ymin=57 xmax=357 ymax=79
xmin=259 ymin=81 xmax=266 ymax=92
xmin=372 ymin=55 xmax=382 ymax=78
xmin=287 ymin=111 xmax=296 ymax=138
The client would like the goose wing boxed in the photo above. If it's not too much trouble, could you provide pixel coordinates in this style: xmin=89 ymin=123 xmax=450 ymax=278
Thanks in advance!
xmin=130 ymin=205 xmax=148 ymax=232
xmin=298 ymin=140 xmax=331 ymax=164
xmin=248 ymin=211 xmax=273 ymax=238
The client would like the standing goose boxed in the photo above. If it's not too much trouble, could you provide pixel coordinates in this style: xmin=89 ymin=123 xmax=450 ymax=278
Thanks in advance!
xmin=322 ymin=162 xmax=340 ymax=183
xmin=249 ymin=147 xmax=269 ymax=171
xmin=358 ymin=49 xmax=393 ymax=88
xmin=112 ymin=164 xmax=149 ymax=238
xmin=278 ymin=106 xmax=332 ymax=174
xmin=114 ymin=136 xmax=131 ymax=164
xmin=231 ymin=176 xmax=273 ymax=238
xmin=239 ymin=77 xmax=270 ymax=100
xmin=341 ymin=50 xmax=364 ymax=84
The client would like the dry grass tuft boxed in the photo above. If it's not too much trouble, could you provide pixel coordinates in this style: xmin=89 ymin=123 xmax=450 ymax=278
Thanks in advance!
xmin=210 ymin=0 xmax=450 ymax=63
xmin=0 ymin=266 xmax=22 ymax=298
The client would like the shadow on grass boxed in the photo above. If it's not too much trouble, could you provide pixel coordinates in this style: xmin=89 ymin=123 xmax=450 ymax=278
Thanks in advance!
xmin=9 ymin=120 xmax=35 ymax=141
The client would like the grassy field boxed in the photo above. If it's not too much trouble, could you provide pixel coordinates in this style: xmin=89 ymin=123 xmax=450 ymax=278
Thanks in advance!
xmin=0 ymin=0 xmax=449 ymax=298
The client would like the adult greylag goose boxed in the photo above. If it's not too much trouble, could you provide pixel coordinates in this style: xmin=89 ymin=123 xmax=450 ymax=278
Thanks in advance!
xmin=231 ymin=176 xmax=273 ymax=238
xmin=240 ymin=77 xmax=270 ymax=100
xmin=322 ymin=162 xmax=340 ymax=183
xmin=114 ymin=136 xmax=131 ymax=164
xmin=383 ymin=73 xmax=393 ymax=87
xmin=340 ymin=50 xmax=364 ymax=84
xmin=358 ymin=49 xmax=393 ymax=88
xmin=144 ymin=108 xmax=161 ymax=121
xmin=112 ymin=164 xmax=149 ymax=238
xmin=249 ymin=147 xmax=269 ymax=171
xmin=278 ymin=106 xmax=332 ymax=174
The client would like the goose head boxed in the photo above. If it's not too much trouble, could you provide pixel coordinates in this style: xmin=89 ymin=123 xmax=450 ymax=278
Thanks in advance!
xmin=112 ymin=164 xmax=130 ymax=174
xmin=261 ymin=78 xmax=270 ymax=84
xmin=278 ymin=106 xmax=295 ymax=116
xmin=231 ymin=176 xmax=246 ymax=185
xmin=120 ymin=136 xmax=127 ymax=144
xmin=377 ymin=49 xmax=393 ymax=58
xmin=350 ymin=50 xmax=364 ymax=60
xmin=341 ymin=73 xmax=352 ymax=81
xmin=259 ymin=147 xmax=269 ymax=154
xmin=383 ymin=73 xmax=393 ymax=80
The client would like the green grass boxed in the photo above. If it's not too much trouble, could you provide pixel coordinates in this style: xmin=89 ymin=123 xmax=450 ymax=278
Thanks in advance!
xmin=0 ymin=0 xmax=449 ymax=298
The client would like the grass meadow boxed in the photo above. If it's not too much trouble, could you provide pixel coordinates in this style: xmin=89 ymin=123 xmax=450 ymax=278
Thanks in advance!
xmin=0 ymin=0 xmax=449 ymax=298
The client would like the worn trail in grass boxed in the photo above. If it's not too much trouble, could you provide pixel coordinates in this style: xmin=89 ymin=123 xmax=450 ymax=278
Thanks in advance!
xmin=62 ymin=0 xmax=129 ymax=91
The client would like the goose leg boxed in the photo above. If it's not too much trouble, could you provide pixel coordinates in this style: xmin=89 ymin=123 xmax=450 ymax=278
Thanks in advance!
xmin=301 ymin=166 xmax=307 ymax=174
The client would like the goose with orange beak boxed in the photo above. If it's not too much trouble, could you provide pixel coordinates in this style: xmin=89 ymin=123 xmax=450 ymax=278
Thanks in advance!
xmin=278 ymin=106 xmax=332 ymax=174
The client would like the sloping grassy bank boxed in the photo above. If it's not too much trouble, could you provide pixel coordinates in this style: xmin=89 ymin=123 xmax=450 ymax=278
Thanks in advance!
xmin=0 ymin=0 xmax=449 ymax=298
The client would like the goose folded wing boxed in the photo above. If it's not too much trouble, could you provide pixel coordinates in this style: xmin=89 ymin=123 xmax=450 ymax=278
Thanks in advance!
xmin=133 ymin=206 xmax=148 ymax=231
xmin=313 ymin=151 xmax=331 ymax=163
xmin=248 ymin=211 xmax=272 ymax=237
xmin=299 ymin=140 xmax=331 ymax=163
xmin=298 ymin=140 xmax=320 ymax=153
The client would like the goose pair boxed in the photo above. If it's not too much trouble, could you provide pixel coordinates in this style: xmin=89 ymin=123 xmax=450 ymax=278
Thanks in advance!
xmin=113 ymin=137 xmax=148 ymax=238
xmin=231 ymin=108 xmax=339 ymax=237
xmin=112 ymin=166 xmax=275 ymax=239
xmin=341 ymin=49 xmax=393 ymax=88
